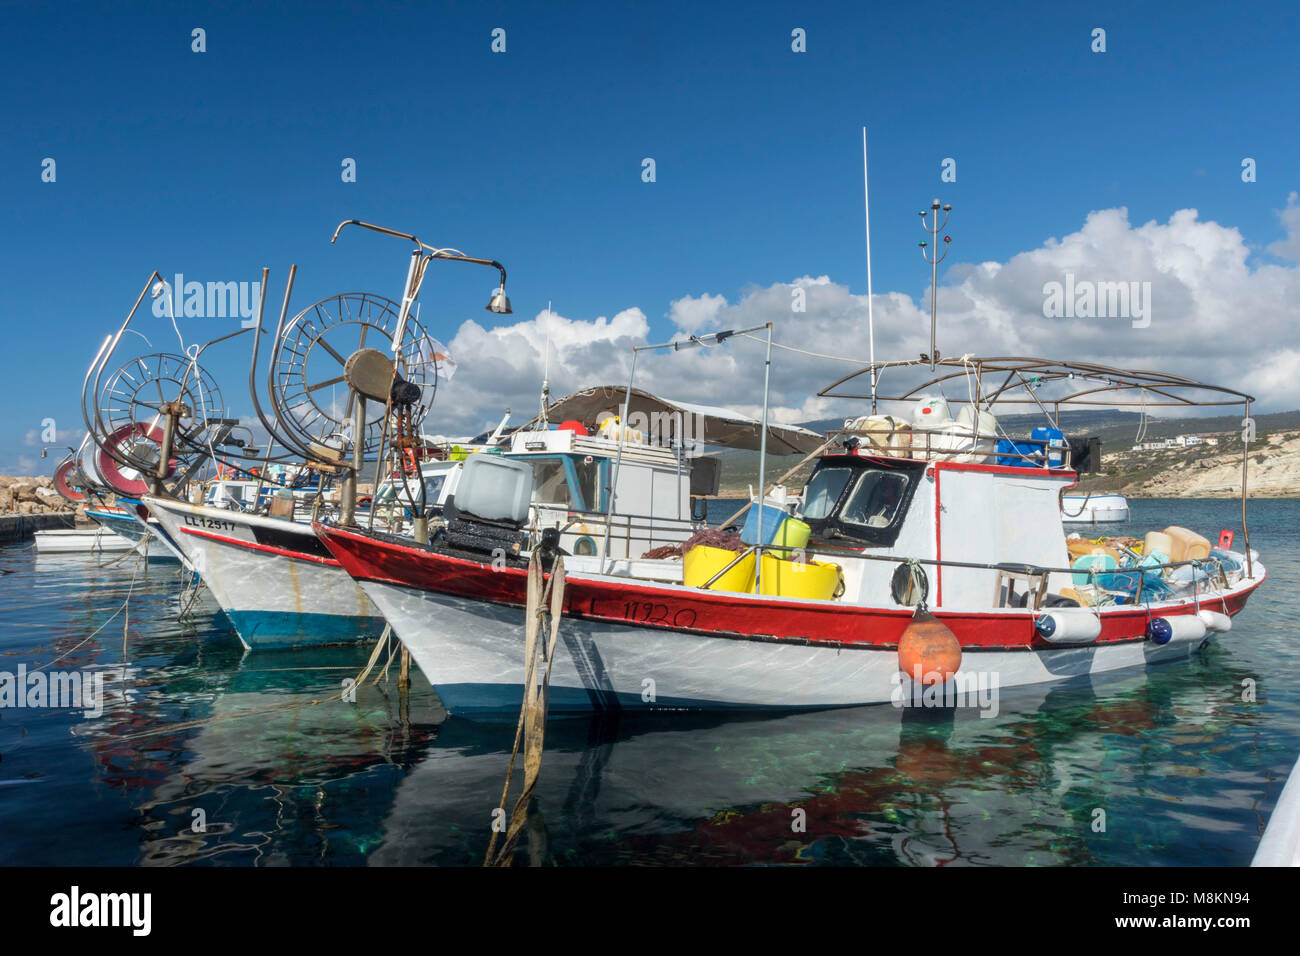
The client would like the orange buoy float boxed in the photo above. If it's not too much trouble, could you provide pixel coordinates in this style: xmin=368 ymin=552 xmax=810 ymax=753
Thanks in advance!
xmin=897 ymin=610 xmax=963 ymax=685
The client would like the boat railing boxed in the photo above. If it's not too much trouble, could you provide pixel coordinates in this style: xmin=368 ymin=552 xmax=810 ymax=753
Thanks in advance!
xmin=553 ymin=508 xmax=698 ymax=556
xmin=829 ymin=426 xmax=1074 ymax=470
xmin=694 ymin=540 xmax=1236 ymax=608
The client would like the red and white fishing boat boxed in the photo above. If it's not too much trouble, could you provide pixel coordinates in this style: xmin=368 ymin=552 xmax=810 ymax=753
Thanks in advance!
xmin=316 ymin=352 xmax=1267 ymax=717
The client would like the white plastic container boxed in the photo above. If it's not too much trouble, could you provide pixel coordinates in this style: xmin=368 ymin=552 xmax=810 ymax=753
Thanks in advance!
xmin=914 ymin=421 xmax=998 ymax=462
xmin=956 ymin=405 xmax=998 ymax=436
xmin=453 ymin=455 xmax=534 ymax=525
xmin=850 ymin=415 xmax=912 ymax=458
xmin=912 ymin=395 xmax=952 ymax=427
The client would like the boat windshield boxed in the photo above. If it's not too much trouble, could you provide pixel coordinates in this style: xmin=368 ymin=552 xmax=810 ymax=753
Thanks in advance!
xmin=527 ymin=456 xmax=601 ymax=511
xmin=796 ymin=456 xmax=923 ymax=547
xmin=840 ymin=470 xmax=910 ymax=529
xmin=799 ymin=467 xmax=854 ymax=520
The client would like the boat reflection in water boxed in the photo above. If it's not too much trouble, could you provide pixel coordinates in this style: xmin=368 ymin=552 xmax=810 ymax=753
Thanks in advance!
xmin=37 ymin=641 xmax=1271 ymax=866
xmin=75 ymin=642 xmax=447 ymax=867
xmin=369 ymin=664 xmax=1263 ymax=867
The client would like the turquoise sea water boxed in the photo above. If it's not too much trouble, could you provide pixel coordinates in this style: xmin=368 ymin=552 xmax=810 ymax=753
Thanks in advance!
xmin=1 ymin=498 xmax=1296 ymax=866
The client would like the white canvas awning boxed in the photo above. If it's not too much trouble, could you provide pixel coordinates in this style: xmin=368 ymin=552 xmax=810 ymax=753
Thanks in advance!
xmin=542 ymin=386 xmax=824 ymax=455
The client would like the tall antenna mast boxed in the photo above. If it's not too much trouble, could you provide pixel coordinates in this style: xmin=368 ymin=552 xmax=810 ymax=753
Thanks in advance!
xmin=919 ymin=198 xmax=952 ymax=371
xmin=862 ymin=127 xmax=877 ymax=413
xmin=539 ymin=300 xmax=552 ymax=425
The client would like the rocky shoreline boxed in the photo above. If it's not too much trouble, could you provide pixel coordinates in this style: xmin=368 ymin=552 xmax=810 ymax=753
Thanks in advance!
xmin=0 ymin=474 xmax=102 ymax=523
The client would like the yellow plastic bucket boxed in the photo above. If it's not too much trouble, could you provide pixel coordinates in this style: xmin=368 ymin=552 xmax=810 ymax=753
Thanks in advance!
xmin=773 ymin=517 xmax=811 ymax=551
xmin=757 ymin=553 xmax=842 ymax=600
xmin=683 ymin=546 xmax=757 ymax=593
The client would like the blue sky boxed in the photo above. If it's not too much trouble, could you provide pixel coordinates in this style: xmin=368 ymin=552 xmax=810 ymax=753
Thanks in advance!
xmin=3 ymin=0 xmax=1298 ymax=470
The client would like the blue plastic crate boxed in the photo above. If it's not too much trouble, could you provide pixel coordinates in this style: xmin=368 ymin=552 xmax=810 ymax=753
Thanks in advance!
xmin=995 ymin=439 xmax=1042 ymax=467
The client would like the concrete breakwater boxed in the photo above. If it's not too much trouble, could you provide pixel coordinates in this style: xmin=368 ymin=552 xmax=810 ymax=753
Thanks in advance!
xmin=0 ymin=512 xmax=75 ymax=542
xmin=0 ymin=474 xmax=95 ymax=542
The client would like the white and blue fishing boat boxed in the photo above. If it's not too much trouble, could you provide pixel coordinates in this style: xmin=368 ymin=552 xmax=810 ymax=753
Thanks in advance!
xmin=84 ymin=497 xmax=185 ymax=562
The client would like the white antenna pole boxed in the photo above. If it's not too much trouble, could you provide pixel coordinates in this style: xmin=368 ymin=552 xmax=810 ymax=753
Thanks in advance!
xmin=540 ymin=300 xmax=552 ymax=425
xmin=543 ymin=300 xmax=552 ymax=382
xmin=863 ymin=126 xmax=878 ymax=414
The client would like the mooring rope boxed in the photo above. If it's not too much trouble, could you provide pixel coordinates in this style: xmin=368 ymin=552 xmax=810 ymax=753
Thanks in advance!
xmin=484 ymin=552 xmax=566 ymax=867
xmin=96 ymin=533 xmax=150 ymax=569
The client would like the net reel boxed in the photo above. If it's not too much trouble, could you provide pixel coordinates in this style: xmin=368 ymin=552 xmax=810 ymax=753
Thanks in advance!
xmin=91 ymin=351 xmax=228 ymax=495
xmin=251 ymin=220 xmax=511 ymax=528
xmin=267 ymin=291 xmax=436 ymax=465
xmin=79 ymin=271 xmax=252 ymax=498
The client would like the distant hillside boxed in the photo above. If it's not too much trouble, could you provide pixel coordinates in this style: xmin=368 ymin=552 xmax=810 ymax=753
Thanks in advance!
xmin=1074 ymin=428 xmax=1300 ymax=498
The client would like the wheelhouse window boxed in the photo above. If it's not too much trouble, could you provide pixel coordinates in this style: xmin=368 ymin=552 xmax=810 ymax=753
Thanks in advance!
xmin=529 ymin=459 xmax=572 ymax=507
xmin=840 ymin=471 xmax=910 ymax=529
xmin=421 ymin=473 xmax=448 ymax=503
xmin=525 ymin=455 xmax=602 ymax=512
xmin=799 ymin=467 xmax=853 ymax=520
xmin=570 ymin=457 xmax=601 ymax=511
xmin=796 ymin=456 xmax=924 ymax=547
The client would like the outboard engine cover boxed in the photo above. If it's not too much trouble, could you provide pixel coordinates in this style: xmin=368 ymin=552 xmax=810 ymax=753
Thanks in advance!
xmin=436 ymin=454 xmax=535 ymax=559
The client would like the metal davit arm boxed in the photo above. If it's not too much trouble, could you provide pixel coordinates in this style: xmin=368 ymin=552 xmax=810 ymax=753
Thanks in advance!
xmin=88 ymin=271 xmax=162 ymax=462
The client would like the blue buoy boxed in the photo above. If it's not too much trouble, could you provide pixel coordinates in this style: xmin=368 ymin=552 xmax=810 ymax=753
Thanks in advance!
xmin=1147 ymin=617 xmax=1173 ymax=645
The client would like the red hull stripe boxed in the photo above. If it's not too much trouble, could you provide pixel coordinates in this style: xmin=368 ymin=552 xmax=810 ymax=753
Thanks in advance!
xmin=314 ymin=524 xmax=1261 ymax=652
xmin=181 ymin=526 xmax=340 ymax=566
xmin=933 ymin=460 xmax=1077 ymax=478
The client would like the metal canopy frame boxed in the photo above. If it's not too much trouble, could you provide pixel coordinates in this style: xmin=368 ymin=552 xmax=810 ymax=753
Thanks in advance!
xmin=817 ymin=354 xmax=1256 ymax=578
xmin=819 ymin=356 xmax=1255 ymax=410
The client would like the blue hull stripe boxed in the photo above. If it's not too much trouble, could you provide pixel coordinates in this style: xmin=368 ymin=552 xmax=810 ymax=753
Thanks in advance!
xmin=225 ymin=610 xmax=387 ymax=649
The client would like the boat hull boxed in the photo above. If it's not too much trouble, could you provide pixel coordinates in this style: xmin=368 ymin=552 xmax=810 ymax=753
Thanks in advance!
xmin=33 ymin=527 xmax=134 ymax=554
xmin=1061 ymin=493 xmax=1130 ymax=523
xmin=145 ymin=497 xmax=386 ymax=650
xmin=316 ymin=525 xmax=1265 ymax=718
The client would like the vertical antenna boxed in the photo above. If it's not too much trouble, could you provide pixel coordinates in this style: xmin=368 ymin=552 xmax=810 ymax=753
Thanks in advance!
xmin=919 ymin=199 xmax=952 ymax=371
xmin=863 ymin=127 xmax=877 ymax=414
xmin=539 ymin=300 xmax=552 ymax=425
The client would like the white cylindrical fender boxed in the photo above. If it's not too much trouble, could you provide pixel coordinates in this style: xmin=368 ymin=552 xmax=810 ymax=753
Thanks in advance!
xmin=1147 ymin=614 xmax=1209 ymax=645
xmin=1034 ymin=609 xmax=1102 ymax=644
xmin=1197 ymin=609 xmax=1232 ymax=633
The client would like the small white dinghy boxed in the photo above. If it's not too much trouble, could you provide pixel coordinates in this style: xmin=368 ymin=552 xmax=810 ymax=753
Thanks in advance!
xmin=34 ymin=527 xmax=135 ymax=554
xmin=1062 ymin=492 xmax=1129 ymax=524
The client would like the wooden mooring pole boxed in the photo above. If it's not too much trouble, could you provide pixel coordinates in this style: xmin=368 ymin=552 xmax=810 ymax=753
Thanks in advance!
xmin=484 ymin=550 xmax=566 ymax=867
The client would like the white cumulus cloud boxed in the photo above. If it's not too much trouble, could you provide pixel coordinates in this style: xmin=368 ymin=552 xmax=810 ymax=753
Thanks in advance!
xmin=419 ymin=198 xmax=1300 ymax=436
